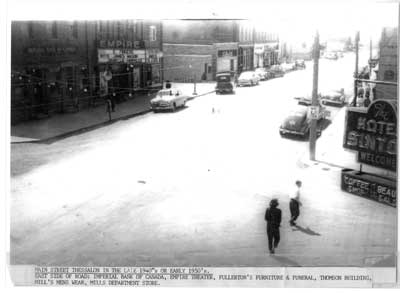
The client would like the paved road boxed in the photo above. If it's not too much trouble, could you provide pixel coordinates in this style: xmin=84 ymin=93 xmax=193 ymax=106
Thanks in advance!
xmin=10 ymin=52 xmax=396 ymax=267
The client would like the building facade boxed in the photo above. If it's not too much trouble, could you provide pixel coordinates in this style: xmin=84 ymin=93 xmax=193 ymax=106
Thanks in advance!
xmin=375 ymin=27 xmax=398 ymax=100
xmin=237 ymin=21 xmax=254 ymax=73
xmin=11 ymin=20 xmax=163 ymax=124
xmin=253 ymin=31 xmax=279 ymax=68
xmin=163 ymin=20 xmax=239 ymax=81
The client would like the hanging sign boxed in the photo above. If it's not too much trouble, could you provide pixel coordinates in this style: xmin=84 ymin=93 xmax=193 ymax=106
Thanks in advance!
xmin=343 ymin=100 xmax=397 ymax=171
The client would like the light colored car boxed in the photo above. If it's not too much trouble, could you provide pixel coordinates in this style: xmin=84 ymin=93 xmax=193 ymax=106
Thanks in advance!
xmin=237 ymin=71 xmax=260 ymax=86
xmin=254 ymin=68 xmax=269 ymax=80
xmin=150 ymin=89 xmax=188 ymax=112
xmin=319 ymin=89 xmax=346 ymax=106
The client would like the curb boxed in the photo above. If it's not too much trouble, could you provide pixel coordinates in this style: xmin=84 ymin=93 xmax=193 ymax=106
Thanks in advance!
xmin=11 ymin=90 xmax=216 ymax=144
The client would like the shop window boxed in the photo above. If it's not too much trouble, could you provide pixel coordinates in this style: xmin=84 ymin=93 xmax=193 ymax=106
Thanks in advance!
xmin=150 ymin=25 xmax=157 ymax=41
xmin=384 ymin=70 xmax=395 ymax=81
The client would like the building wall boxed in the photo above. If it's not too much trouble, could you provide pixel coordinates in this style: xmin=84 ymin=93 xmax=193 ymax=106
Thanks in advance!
xmin=376 ymin=27 xmax=398 ymax=100
xmin=11 ymin=21 xmax=97 ymax=124
xmin=163 ymin=44 xmax=213 ymax=81
xmin=163 ymin=20 xmax=237 ymax=45
xmin=11 ymin=20 xmax=163 ymax=124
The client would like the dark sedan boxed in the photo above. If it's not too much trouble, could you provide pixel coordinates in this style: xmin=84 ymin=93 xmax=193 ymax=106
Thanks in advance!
xmin=279 ymin=106 xmax=323 ymax=139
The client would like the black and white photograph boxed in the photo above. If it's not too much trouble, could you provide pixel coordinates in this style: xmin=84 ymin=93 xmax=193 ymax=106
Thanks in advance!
xmin=4 ymin=0 xmax=399 ymax=287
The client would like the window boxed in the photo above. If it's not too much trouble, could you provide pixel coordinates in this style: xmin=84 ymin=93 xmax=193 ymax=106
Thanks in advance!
xmin=28 ymin=22 xmax=34 ymax=38
xmin=384 ymin=70 xmax=395 ymax=81
xmin=51 ymin=22 xmax=58 ymax=38
xmin=72 ymin=21 xmax=78 ymax=38
xmin=150 ymin=25 xmax=156 ymax=41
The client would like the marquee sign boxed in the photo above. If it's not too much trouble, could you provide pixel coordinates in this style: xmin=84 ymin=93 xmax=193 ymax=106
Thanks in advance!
xmin=343 ymin=100 xmax=397 ymax=171
xmin=98 ymin=40 xmax=145 ymax=49
xmin=98 ymin=49 xmax=146 ymax=64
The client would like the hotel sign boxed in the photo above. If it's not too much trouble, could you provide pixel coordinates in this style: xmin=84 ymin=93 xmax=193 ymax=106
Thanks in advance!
xmin=343 ymin=100 xmax=397 ymax=171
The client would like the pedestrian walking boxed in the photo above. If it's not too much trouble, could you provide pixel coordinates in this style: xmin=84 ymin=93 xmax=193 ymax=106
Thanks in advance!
xmin=289 ymin=180 xmax=302 ymax=226
xmin=265 ymin=198 xmax=281 ymax=254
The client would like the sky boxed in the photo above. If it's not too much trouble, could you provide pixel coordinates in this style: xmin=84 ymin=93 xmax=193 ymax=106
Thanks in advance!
xmin=6 ymin=0 xmax=398 ymax=46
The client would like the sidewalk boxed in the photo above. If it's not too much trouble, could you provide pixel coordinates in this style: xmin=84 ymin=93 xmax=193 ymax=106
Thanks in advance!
xmin=11 ymin=82 xmax=216 ymax=143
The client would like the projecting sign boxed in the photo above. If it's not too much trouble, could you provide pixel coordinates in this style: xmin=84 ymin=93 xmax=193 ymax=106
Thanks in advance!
xmin=343 ymin=100 xmax=397 ymax=171
xmin=341 ymin=169 xmax=396 ymax=207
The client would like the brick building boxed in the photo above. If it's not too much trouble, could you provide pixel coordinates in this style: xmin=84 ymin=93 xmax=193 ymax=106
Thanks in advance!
xmin=11 ymin=20 xmax=163 ymax=124
xmin=163 ymin=20 xmax=239 ymax=82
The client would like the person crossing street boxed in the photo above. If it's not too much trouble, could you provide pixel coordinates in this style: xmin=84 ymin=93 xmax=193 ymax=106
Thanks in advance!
xmin=265 ymin=199 xmax=282 ymax=254
xmin=289 ymin=180 xmax=302 ymax=226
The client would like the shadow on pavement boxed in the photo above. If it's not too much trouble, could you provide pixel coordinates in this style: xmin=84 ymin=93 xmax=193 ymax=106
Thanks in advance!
xmin=292 ymin=225 xmax=321 ymax=236
xmin=271 ymin=255 xmax=301 ymax=267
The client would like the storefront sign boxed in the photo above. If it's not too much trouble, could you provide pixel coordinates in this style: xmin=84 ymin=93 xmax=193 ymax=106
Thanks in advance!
xmin=98 ymin=40 xmax=144 ymax=49
xmin=217 ymin=49 xmax=237 ymax=58
xmin=343 ymin=100 xmax=397 ymax=171
xmin=25 ymin=47 xmax=77 ymax=56
xmin=254 ymin=45 xmax=264 ymax=54
xmin=341 ymin=169 xmax=396 ymax=207
xmin=98 ymin=49 xmax=146 ymax=63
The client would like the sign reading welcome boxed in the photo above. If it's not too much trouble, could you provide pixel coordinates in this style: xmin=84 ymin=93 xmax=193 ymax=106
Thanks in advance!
xmin=343 ymin=100 xmax=397 ymax=171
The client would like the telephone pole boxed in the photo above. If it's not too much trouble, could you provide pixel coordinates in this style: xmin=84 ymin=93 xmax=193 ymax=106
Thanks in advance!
xmin=309 ymin=31 xmax=320 ymax=161
xmin=352 ymin=31 xmax=360 ymax=106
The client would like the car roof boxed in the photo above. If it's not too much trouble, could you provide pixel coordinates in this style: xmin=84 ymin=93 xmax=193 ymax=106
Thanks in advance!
xmin=158 ymin=89 xmax=179 ymax=94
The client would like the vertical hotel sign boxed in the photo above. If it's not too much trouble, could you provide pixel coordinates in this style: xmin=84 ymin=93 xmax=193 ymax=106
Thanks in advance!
xmin=343 ymin=100 xmax=397 ymax=171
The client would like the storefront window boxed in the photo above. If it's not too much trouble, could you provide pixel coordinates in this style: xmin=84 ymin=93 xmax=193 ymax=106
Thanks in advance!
xmin=151 ymin=64 xmax=161 ymax=84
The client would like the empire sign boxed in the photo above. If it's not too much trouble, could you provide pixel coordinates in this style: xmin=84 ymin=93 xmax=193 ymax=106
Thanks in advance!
xmin=343 ymin=100 xmax=397 ymax=171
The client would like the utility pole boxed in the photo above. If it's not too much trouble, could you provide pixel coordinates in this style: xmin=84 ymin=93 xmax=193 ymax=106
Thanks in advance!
xmin=352 ymin=31 xmax=360 ymax=106
xmin=309 ymin=31 xmax=320 ymax=161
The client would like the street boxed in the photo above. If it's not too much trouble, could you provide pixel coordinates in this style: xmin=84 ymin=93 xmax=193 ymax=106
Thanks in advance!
xmin=10 ymin=52 xmax=396 ymax=267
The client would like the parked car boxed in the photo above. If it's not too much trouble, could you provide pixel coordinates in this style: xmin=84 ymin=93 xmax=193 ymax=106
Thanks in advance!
xmin=254 ymin=68 xmax=269 ymax=80
xmin=279 ymin=104 xmax=326 ymax=138
xmin=150 ymin=88 xmax=188 ymax=112
xmin=215 ymin=71 xmax=236 ymax=94
xmin=324 ymin=52 xmax=338 ymax=60
xmin=268 ymin=65 xmax=285 ymax=78
xmin=319 ymin=89 xmax=346 ymax=106
xmin=281 ymin=62 xmax=296 ymax=72
xmin=237 ymin=71 xmax=260 ymax=86
xmin=295 ymin=59 xmax=306 ymax=69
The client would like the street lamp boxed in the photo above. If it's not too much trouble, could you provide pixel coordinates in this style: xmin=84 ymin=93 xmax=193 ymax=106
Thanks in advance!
xmin=189 ymin=64 xmax=197 ymax=96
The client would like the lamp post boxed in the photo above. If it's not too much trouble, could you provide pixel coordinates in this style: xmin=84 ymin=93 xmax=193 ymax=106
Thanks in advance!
xmin=193 ymin=74 xmax=197 ymax=96
xmin=189 ymin=64 xmax=197 ymax=95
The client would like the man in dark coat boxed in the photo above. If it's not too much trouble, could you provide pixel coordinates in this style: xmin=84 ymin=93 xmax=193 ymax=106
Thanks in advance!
xmin=265 ymin=198 xmax=282 ymax=254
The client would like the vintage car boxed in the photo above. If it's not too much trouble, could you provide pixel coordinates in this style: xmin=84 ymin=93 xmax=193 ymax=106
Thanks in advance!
xmin=324 ymin=52 xmax=338 ymax=60
xmin=150 ymin=88 xmax=188 ymax=112
xmin=268 ymin=65 xmax=285 ymax=78
xmin=295 ymin=59 xmax=306 ymax=69
xmin=254 ymin=68 xmax=270 ymax=80
xmin=319 ymin=89 xmax=346 ymax=106
xmin=215 ymin=71 xmax=236 ymax=94
xmin=279 ymin=105 xmax=325 ymax=138
xmin=237 ymin=71 xmax=260 ymax=86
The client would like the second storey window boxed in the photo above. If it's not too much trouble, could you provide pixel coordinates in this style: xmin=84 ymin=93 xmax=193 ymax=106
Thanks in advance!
xmin=150 ymin=25 xmax=156 ymax=41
